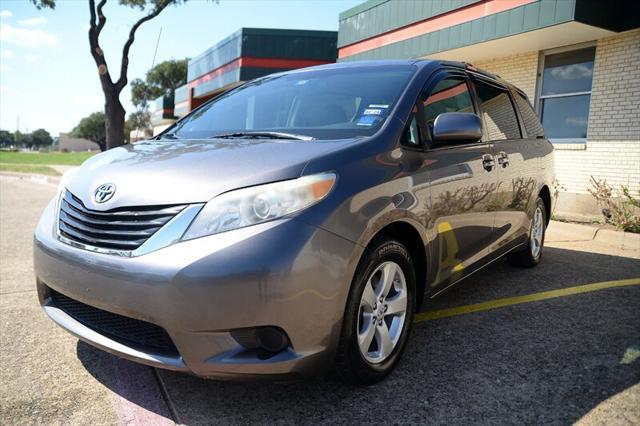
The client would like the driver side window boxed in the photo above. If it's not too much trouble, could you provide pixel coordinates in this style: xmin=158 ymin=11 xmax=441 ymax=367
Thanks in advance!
xmin=423 ymin=77 xmax=475 ymax=134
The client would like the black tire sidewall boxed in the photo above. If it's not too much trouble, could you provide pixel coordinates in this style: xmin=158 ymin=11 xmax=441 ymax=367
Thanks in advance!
xmin=340 ymin=237 xmax=416 ymax=384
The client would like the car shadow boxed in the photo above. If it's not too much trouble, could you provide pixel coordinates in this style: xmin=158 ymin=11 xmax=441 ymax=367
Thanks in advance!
xmin=77 ymin=247 xmax=640 ymax=424
xmin=76 ymin=342 xmax=175 ymax=422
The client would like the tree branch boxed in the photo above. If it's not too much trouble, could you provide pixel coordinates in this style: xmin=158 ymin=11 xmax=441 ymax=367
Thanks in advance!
xmin=96 ymin=0 xmax=107 ymax=34
xmin=88 ymin=0 xmax=113 ymax=90
xmin=115 ymin=2 xmax=171 ymax=93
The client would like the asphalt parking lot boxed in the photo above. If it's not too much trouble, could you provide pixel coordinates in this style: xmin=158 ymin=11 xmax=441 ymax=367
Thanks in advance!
xmin=1 ymin=177 xmax=639 ymax=425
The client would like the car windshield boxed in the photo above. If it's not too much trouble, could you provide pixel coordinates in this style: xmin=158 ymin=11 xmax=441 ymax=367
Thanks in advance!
xmin=167 ymin=65 xmax=416 ymax=140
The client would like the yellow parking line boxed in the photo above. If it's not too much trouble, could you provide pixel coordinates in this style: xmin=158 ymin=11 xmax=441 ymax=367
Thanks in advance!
xmin=414 ymin=277 xmax=640 ymax=323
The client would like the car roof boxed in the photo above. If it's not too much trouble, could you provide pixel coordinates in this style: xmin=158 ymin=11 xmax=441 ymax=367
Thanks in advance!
xmin=272 ymin=59 xmax=523 ymax=97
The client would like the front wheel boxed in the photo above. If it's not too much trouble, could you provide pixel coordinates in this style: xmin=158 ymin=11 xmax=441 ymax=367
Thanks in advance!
xmin=508 ymin=197 xmax=546 ymax=267
xmin=334 ymin=237 xmax=415 ymax=385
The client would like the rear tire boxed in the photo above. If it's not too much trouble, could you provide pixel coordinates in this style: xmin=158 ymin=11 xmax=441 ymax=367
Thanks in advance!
xmin=508 ymin=197 xmax=546 ymax=267
xmin=334 ymin=236 xmax=415 ymax=385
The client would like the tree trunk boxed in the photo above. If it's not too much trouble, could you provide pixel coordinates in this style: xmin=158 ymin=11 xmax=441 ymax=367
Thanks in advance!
xmin=104 ymin=95 xmax=126 ymax=151
xmin=87 ymin=0 xmax=171 ymax=151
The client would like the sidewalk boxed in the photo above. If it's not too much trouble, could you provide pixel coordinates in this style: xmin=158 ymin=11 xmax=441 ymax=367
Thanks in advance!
xmin=547 ymin=220 xmax=640 ymax=252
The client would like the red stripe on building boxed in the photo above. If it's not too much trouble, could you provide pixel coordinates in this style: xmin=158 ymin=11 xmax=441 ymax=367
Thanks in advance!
xmin=338 ymin=0 xmax=536 ymax=59
xmin=188 ymin=57 xmax=333 ymax=89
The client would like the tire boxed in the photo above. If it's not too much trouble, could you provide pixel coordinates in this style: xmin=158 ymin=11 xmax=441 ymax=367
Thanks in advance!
xmin=508 ymin=197 xmax=547 ymax=267
xmin=334 ymin=236 xmax=415 ymax=385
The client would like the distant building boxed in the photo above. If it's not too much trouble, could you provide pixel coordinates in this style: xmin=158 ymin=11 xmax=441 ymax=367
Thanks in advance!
xmin=58 ymin=133 xmax=100 ymax=152
xmin=130 ymin=128 xmax=153 ymax=142
xmin=151 ymin=27 xmax=338 ymax=135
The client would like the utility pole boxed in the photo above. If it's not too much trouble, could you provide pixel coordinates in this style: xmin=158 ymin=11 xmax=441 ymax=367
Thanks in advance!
xmin=15 ymin=116 xmax=20 ymax=145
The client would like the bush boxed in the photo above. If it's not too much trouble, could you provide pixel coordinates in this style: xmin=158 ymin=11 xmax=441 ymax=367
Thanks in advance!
xmin=588 ymin=176 xmax=640 ymax=233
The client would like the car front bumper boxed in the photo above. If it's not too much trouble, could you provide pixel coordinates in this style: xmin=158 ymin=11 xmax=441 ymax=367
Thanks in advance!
xmin=34 ymin=198 xmax=362 ymax=380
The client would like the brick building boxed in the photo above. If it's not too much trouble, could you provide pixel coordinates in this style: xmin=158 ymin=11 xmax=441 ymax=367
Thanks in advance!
xmin=338 ymin=0 xmax=639 ymax=218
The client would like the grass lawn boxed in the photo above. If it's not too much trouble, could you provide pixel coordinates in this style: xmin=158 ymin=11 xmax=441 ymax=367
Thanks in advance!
xmin=0 ymin=164 xmax=61 ymax=176
xmin=0 ymin=151 xmax=96 ymax=166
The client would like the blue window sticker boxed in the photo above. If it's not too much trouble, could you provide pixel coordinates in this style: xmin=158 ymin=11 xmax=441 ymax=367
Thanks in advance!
xmin=357 ymin=115 xmax=379 ymax=126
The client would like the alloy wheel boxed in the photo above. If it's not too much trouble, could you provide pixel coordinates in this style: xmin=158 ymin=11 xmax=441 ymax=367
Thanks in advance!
xmin=356 ymin=261 xmax=408 ymax=364
xmin=530 ymin=206 xmax=544 ymax=258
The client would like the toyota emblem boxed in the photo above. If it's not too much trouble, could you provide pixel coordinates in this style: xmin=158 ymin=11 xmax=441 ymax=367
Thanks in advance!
xmin=94 ymin=183 xmax=116 ymax=203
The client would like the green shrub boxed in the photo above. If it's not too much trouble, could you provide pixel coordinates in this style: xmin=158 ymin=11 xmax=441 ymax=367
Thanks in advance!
xmin=588 ymin=176 xmax=640 ymax=233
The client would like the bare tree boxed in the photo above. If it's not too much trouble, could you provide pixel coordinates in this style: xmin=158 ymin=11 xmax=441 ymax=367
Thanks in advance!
xmin=31 ymin=0 xmax=193 ymax=149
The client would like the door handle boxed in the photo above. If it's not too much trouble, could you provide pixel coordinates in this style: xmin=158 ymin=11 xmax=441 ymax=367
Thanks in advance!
xmin=482 ymin=154 xmax=495 ymax=172
xmin=497 ymin=151 xmax=509 ymax=167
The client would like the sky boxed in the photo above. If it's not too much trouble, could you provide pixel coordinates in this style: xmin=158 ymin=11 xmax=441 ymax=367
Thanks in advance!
xmin=0 ymin=0 xmax=361 ymax=136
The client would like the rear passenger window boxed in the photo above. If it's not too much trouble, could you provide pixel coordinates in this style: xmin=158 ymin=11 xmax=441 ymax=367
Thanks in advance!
xmin=514 ymin=92 xmax=545 ymax=138
xmin=423 ymin=78 xmax=474 ymax=129
xmin=473 ymin=81 xmax=521 ymax=140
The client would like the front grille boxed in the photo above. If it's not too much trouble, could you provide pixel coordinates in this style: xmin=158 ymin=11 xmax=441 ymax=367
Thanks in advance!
xmin=58 ymin=191 xmax=186 ymax=251
xmin=50 ymin=289 xmax=179 ymax=356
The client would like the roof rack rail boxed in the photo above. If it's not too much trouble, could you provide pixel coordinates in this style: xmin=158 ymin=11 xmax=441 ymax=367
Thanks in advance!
xmin=463 ymin=62 xmax=501 ymax=80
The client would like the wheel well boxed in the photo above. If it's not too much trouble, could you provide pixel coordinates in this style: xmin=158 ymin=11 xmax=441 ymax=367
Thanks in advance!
xmin=375 ymin=222 xmax=427 ymax=308
xmin=539 ymin=186 xmax=551 ymax=224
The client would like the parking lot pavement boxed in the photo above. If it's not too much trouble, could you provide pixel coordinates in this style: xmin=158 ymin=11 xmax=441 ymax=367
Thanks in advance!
xmin=1 ymin=177 xmax=639 ymax=425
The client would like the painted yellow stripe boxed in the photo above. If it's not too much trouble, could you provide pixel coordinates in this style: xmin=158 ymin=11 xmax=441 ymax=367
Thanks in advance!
xmin=414 ymin=277 xmax=640 ymax=323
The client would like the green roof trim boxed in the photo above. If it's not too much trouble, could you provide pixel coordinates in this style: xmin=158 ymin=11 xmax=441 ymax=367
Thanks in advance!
xmin=338 ymin=0 xmax=480 ymax=47
xmin=188 ymin=27 xmax=337 ymax=82
xmin=339 ymin=0 xmax=389 ymax=21
xmin=339 ymin=0 xmax=640 ymax=50
xmin=339 ymin=0 xmax=576 ymax=61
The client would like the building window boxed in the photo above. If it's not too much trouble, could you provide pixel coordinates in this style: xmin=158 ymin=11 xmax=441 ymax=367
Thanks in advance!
xmin=538 ymin=46 xmax=596 ymax=143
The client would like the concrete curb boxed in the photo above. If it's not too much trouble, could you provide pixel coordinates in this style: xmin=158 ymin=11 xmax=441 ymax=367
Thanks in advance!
xmin=0 ymin=171 xmax=60 ymax=186
xmin=547 ymin=220 xmax=639 ymax=250
xmin=594 ymin=228 xmax=640 ymax=250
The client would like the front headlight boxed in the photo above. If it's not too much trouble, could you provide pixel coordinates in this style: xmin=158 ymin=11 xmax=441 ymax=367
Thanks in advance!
xmin=181 ymin=172 xmax=336 ymax=240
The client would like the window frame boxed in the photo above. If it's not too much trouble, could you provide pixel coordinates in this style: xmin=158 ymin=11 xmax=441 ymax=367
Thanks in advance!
xmin=534 ymin=41 xmax=596 ymax=144
xmin=512 ymin=89 xmax=544 ymax=140
xmin=468 ymin=73 xmax=523 ymax=142
xmin=410 ymin=68 xmax=482 ymax=151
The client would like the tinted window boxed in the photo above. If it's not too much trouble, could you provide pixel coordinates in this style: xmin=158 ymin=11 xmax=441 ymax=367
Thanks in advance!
xmin=169 ymin=66 xmax=416 ymax=140
xmin=474 ymin=81 xmax=521 ymax=140
xmin=514 ymin=93 xmax=544 ymax=138
xmin=423 ymin=78 xmax=474 ymax=126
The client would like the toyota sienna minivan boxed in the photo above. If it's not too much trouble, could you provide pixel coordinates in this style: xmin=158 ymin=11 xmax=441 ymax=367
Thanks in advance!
xmin=35 ymin=60 xmax=554 ymax=385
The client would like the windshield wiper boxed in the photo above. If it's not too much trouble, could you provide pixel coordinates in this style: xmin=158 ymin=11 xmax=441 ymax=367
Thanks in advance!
xmin=158 ymin=132 xmax=180 ymax=140
xmin=209 ymin=131 xmax=314 ymax=141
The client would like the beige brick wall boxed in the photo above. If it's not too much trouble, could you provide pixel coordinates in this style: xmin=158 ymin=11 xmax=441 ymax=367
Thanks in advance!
xmin=588 ymin=29 xmax=640 ymax=141
xmin=557 ymin=30 xmax=640 ymax=196
xmin=555 ymin=141 xmax=640 ymax=195
xmin=475 ymin=31 xmax=640 ymax=206
xmin=475 ymin=51 xmax=538 ymax=100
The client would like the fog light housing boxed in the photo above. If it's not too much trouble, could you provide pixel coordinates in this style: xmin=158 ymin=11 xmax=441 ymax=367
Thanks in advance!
xmin=231 ymin=326 xmax=290 ymax=353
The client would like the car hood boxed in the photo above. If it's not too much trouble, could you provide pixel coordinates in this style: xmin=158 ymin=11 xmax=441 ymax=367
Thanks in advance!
xmin=66 ymin=139 xmax=347 ymax=210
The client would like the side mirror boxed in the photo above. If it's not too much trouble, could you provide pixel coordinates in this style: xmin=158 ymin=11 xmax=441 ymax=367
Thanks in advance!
xmin=432 ymin=112 xmax=482 ymax=146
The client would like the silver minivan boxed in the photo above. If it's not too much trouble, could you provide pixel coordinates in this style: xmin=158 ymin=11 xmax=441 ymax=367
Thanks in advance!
xmin=35 ymin=60 xmax=554 ymax=384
